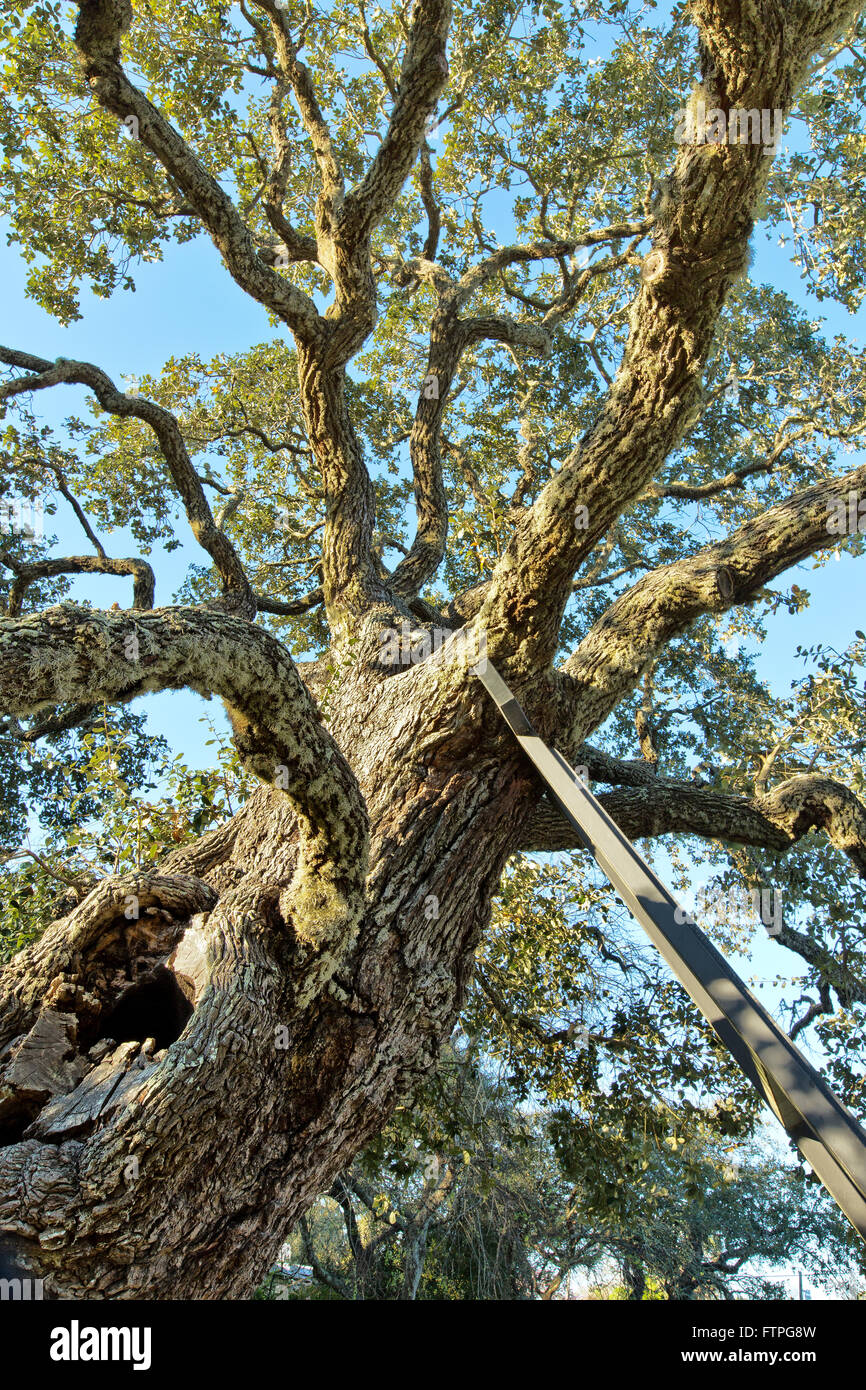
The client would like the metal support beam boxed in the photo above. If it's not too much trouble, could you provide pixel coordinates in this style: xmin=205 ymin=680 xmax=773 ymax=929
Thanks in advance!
xmin=474 ymin=658 xmax=866 ymax=1242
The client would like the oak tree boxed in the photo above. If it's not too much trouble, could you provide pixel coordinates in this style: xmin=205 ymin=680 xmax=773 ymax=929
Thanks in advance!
xmin=1 ymin=0 xmax=866 ymax=1298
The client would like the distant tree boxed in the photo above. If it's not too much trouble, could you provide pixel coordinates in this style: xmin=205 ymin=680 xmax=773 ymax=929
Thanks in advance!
xmin=555 ymin=1119 xmax=857 ymax=1300
xmin=272 ymin=1033 xmax=857 ymax=1300
xmin=275 ymin=1044 xmax=559 ymax=1300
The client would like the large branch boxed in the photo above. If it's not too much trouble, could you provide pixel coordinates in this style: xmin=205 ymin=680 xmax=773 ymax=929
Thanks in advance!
xmin=258 ymin=3 xmax=346 ymax=225
xmin=73 ymin=2 xmax=445 ymax=639
xmin=1 ymin=553 xmax=155 ymax=616
xmin=0 ymin=603 xmax=369 ymax=996
xmin=561 ymin=459 xmax=866 ymax=743
xmin=261 ymin=73 xmax=322 ymax=265
xmin=760 ymin=774 xmax=866 ymax=877
xmin=519 ymin=772 xmax=866 ymax=879
xmin=524 ymin=771 xmax=866 ymax=1003
xmin=256 ymin=585 xmax=324 ymax=616
xmin=390 ymin=302 xmax=552 ymax=599
xmin=260 ymin=0 xmax=449 ymax=362
xmin=339 ymin=0 xmax=452 ymax=247
xmin=295 ymin=345 xmax=392 ymax=637
xmin=385 ymin=220 xmax=650 ymax=599
xmin=71 ymin=0 xmax=320 ymax=339
xmin=244 ymin=1 xmax=451 ymax=630
xmin=521 ymin=781 xmax=786 ymax=854
xmin=473 ymin=0 xmax=863 ymax=679
xmin=519 ymin=773 xmax=866 ymax=1012
xmin=0 ymin=348 xmax=254 ymax=617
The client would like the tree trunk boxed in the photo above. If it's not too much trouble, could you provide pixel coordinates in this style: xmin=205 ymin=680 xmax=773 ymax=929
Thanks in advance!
xmin=624 ymin=1259 xmax=646 ymax=1302
xmin=0 ymin=654 xmax=536 ymax=1298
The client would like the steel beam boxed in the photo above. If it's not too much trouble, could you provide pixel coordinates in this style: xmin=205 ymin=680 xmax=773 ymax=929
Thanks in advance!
xmin=474 ymin=658 xmax=866 ymax=1241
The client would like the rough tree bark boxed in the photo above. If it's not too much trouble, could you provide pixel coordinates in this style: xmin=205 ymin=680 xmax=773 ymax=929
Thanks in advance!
xmin=0 ymin=0 xmax=864 ymax=1298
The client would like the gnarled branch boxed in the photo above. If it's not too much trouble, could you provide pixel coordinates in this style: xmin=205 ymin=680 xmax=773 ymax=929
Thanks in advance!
xmin=72 ymin=0 xmax=321 ymax=338
xmin=2 ymin=553 xmax=155 ymax=616
xmin=561 ymin=458 xmax=866 ymax=744
xmin=474 ymin=0 xmax=861 ymax=679
xmin=0 ymin=603 xmax=369 ymax=996
xmin=0 ymin=348 xmax=254 ymax=617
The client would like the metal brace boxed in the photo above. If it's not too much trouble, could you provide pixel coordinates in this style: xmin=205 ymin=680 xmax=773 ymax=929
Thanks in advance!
xmin=475 ymin=658 xmax=866 ymax=1241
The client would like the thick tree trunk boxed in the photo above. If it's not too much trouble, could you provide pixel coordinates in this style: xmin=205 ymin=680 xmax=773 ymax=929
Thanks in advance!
xmin=624 ymin=1260 xmax=646 ymax=1302
xmin=0 ymin=656 xmax=536 ymax=1298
